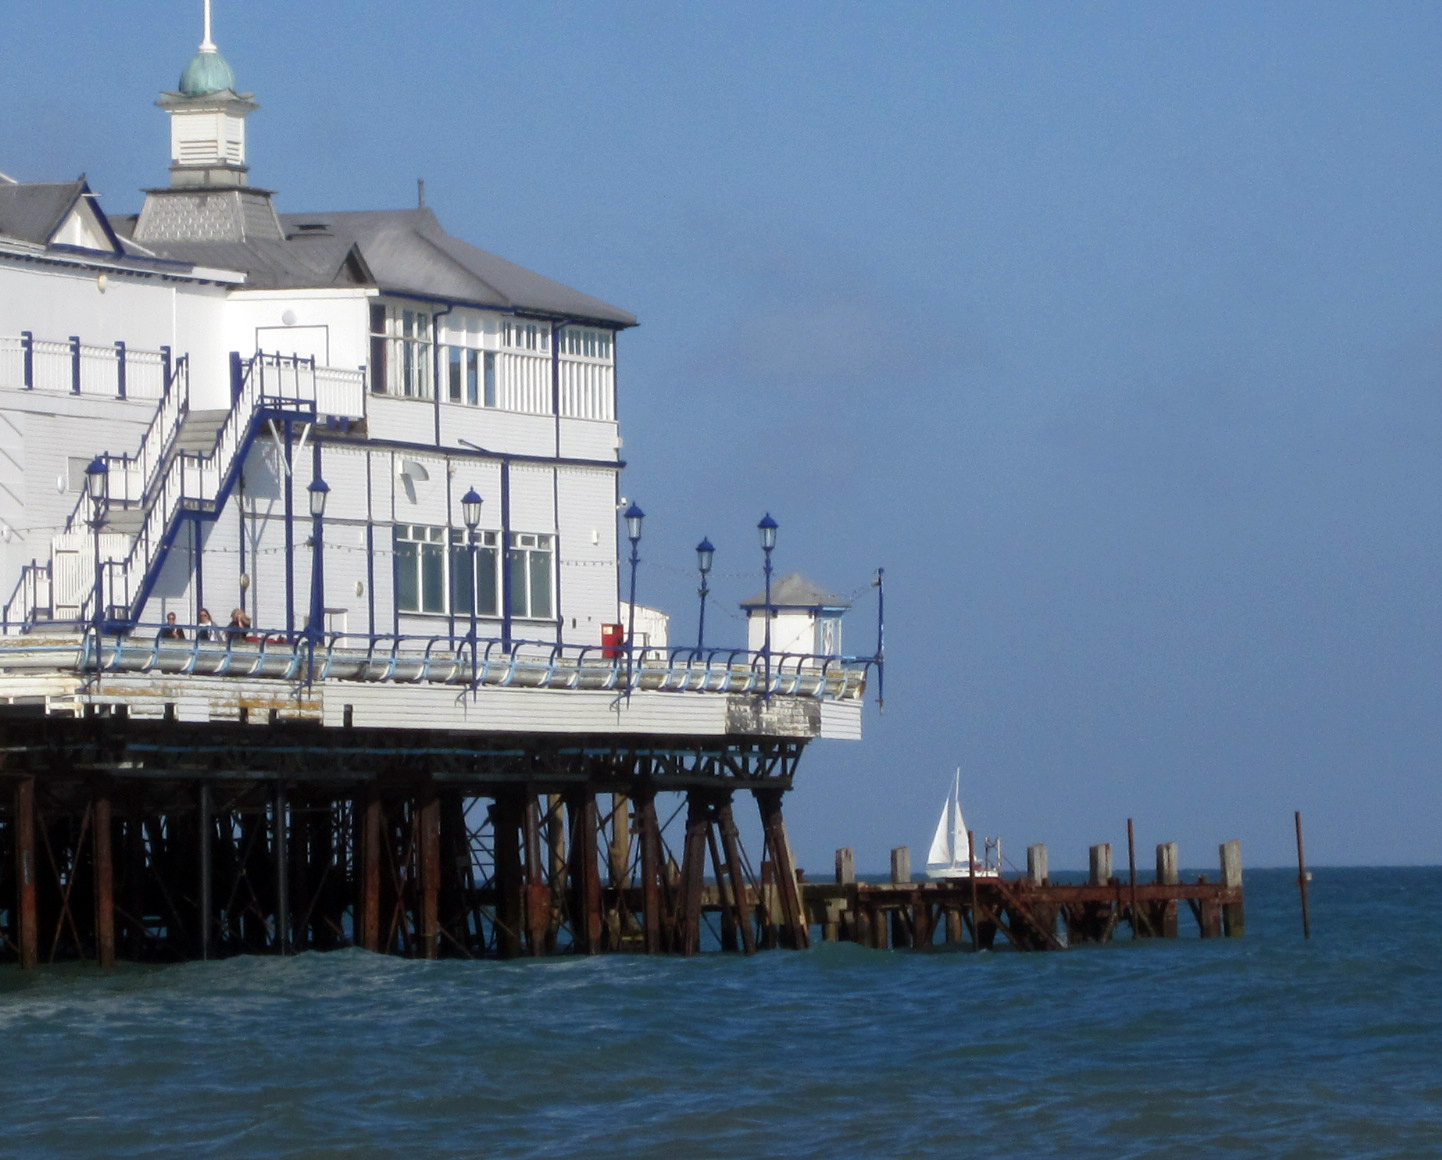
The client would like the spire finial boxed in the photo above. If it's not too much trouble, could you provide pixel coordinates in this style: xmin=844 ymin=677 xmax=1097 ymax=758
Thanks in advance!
xmin=200 ymin=0 xmax=217 ymax=54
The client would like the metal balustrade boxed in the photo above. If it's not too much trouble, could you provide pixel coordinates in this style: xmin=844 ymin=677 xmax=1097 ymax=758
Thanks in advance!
xmin=0 ymin=627 xmax=873 ymax=702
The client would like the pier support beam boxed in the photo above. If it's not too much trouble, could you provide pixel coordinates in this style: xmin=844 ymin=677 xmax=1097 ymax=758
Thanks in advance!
xmin=492 ymin=791 xmax=525 ymax=959
xmin=755 ymin=789 xmax=809 ymax=950
xmin=1221 ymin=840 xmax=1244 ymax=938
xmin=677 ymin=791 xmax=709 ymax=956
xmin=634 ymin=791 xmax=665 ymax=955
xmin=92 ymin=782 xmax=115 ymax=969
xmin=14 ymin=778 xmax=37 ymax=970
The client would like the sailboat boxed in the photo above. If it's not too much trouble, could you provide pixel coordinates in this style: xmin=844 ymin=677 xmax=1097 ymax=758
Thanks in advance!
xmin=926 ymin=767 xmax=1000 ymax=879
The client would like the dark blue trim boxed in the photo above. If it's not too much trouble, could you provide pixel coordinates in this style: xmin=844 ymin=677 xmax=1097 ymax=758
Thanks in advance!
xmin=21 ymin=332 xmax=32 ymax=389
xmin=284 ymin=419 xmax=295 ymax=639
xmin=115 ymin=341 xmax=126 ymax=399
xmin=69 ymin=336 xmax=81 ymax=394
xmin=500 ymin=459 xmax=512 ymax=651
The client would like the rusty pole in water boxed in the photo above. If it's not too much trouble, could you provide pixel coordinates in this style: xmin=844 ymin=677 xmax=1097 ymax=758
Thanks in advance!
xmin=1294 ymin=810 xmax=1311 ymax=940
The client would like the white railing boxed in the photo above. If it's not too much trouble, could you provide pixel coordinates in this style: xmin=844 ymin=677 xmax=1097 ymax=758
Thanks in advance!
xmin=0 ymin=331 xmax=174 ymax=400
xmin=0 ymin=335 xmax=24 ymax=387
xmin=315 ymin=364 xmax=366 ymax=419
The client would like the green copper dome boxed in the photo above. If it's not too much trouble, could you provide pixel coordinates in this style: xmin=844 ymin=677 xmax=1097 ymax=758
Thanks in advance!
xmin=179 ymin=49 xmax=236 ymax=97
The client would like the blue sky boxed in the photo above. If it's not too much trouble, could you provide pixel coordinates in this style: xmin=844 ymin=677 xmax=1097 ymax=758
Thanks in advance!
xmin=4 ymin=2 xmax=1441 ymax=870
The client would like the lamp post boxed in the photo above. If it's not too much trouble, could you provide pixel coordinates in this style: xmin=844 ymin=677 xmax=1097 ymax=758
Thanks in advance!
xmin=695 ymin=537 xmax=714 ymax=651
xmin=84 ymin=456 xmax=108 ymax=678
xmin=306 ymin=476 xmax=329 ymax=688
xmin=758 ymin=513 xmax=777 ymax=692
xmin=623 ymin=503 xmax=644 ymax=692
xmin=462 ymin=487 xmax=483 ymax=693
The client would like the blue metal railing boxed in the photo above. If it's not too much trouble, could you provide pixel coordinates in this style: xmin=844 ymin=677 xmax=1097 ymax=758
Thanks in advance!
xmin=48 ymin=624 xmax=874 ymax=702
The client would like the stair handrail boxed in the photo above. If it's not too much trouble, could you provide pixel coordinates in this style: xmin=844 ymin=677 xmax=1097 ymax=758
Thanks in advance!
xmin=88 ymin=351 xmax=320 ymax=626
xmin=57 ymin=354 xmax=189 ymax=534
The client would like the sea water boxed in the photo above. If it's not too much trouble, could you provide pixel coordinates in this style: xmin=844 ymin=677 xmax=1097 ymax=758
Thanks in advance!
xmin=1 ymin=867 xmax=1439 ymax=1159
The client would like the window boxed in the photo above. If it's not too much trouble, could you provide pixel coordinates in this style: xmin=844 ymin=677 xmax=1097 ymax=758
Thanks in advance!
xmin=502 ymin=320 xmax=549 ymax=351
xmin=446 ymin=347 xmax=494 ymax=407
xmin=394 ymin=525 xmax=446 ymax=613
xmin=507 ymin=533 xmax=553 ymax=620
xmin=396 ymin=524 xmax=552 ymax=621
xmin=370 ymin=304 xmax=433 ymax=398
xmin=449 ymin=529 xmax=500 ymax=616
xmin=562 ymin=326 xmax=613 ymax=360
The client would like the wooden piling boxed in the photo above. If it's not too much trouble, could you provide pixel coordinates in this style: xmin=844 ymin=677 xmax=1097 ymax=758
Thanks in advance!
xmin=1027 ymin=843 xmax=1047 ymax=885
xmin=890 ymin=847 xmax=910 ymax=884
xmin=1220 ymin=840 xmax=1244 ymax=938
xmin=1154 ymin=841 xmax=1179 ymax=937
xmin=835 ymin=847 xmax=855 ymax=885
xmin=1295 ymin=811 xmax=1311 ymax=940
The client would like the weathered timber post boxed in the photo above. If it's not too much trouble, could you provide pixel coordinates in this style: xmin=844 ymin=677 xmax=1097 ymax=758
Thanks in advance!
xmin=357 ymin=789 xmax=381 ymax=953
xmin=889 ymin=847 xmax=912 ymax=949
xmin=633 ymin=791 xmax=664 ymax=955
xmin=417 ymin=791 xmax=441 ymax=959
xmin=197 ymin=782 xmax=212 ymax=961
xmin=967 ymin=830 xmax=981 ymax=952
xmin=869 ymin=903 xmax=888 ymax=950
xmin=755 ymin=789 xmax=809 ymax=949
xmin=945 ymin=905 xmax=963 ymax=945
xmin=1197 ymin=874 xmax=1222 ymax=938
xmin=492 ymin=791 xmax=525 ymax=959
xmin=566 ymin=791 xmax=603 ymax=954
xmin=1295 ymin=811 xmax=1311 ymax=940
xmin=717 ymin=797 xmax=757 ymax=955
xmin=1220 ymin=840 xmax=1244 ymax=938
xmin=608 ymin=793 xmax=632 ymax=888
xmin=92 ymin=782 xmax=115 ymax=968
xmin=1126 ymin=818 xmax=1144 ymax=938
xmin=1154 ymin=842 xmax=1179 ymax=937
xmin=677 ymin=791 xmax=709 ymax=956
xmin=1027 ymin=843 xmax=1048 ymax=885
xmin=546 ymin=792 xmax=566 ymax=936
xmin=834 ymin=847 xmax=857 ymax=943
xmin=1089 ymin=843 xmax=1113 ymax=883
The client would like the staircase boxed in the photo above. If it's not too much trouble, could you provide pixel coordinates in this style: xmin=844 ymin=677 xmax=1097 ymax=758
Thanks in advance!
xmin=2 ymin=353 xmax=364 ymax=633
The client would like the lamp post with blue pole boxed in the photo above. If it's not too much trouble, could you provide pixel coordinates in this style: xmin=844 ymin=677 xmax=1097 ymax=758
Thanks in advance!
xmin=623 ymin=503 xmax=644 ymax=693
xmin=306 ymin=476 xmax=329 ymax=689
xmin=84 ymin=456 xmax=108 ymax=678
xmin=462 ymin=487 xmax=483 ymax=694
xmin=758 ymin=513 xmax=777 ymax=693
xmin=695 ymin=537 xmax=714 ymax=651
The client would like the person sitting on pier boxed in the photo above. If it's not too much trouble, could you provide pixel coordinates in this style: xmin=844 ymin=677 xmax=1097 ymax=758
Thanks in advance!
xmin=227 ymin=607 xmax=252 ymax=643
xmin=197 ymin=608 xmax=219 ymax=643
xmin=159 ymin=611 xmax=185 ymax=641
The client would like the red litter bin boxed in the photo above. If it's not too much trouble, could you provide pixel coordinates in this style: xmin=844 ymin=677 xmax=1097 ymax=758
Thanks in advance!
xmin=602 ymin=623 xmax=624 ymax=659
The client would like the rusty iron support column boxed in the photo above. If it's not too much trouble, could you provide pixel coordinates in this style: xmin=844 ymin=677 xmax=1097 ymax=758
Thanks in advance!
xmin=546 ymin=791 xmax=565 ymax=939
xmin=92 ymin=782 xmax=115 ymax=968
xmin=197 ymin=782 xmax=212 ymax=961
xmin=634 ymin=791 xmax=664 ymax=955
xmin=522 ymin=795 xmax=549 ymax=956
xmin=755 ymin=788 xmax=809 ymax=950
xmin=357 ymin=789 xmax=381 ymax=953
xmin=123 ymin=784 xmax=146 ymax=959
xmin=493 ymin=791 xmax=524 ymax=959
xmin=14 ymin=778 xmax=37 ymax=970
xmin=717 ymin=797 xmax=757 ymax=956
xmin=677 ymin=791 xmax=709 ymax=956
xmin=706 ymin=822 xmax=736 ymax=952
xmin=567 ymin=791 xmax=603 ymax=954
xmin=274 ymin=782 xmax=290 ymax=955
xmin=417 ymin=791 xmax=441 ymax=959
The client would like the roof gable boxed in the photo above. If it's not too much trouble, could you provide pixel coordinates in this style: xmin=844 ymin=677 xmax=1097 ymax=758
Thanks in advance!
xmin=0 ymin=178 xmax=123 ymax=255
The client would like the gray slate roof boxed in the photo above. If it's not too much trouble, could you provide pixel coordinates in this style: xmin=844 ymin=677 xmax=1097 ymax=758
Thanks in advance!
xmin=740 ymin=573 xmax=851 ymax=611
xmin=281 ymin=209 xmax=636 ymax=326
xmin=111 ymin=204 xmax=635 ymax=326
xmin=0 ymin=179 xmax=89 ymax=247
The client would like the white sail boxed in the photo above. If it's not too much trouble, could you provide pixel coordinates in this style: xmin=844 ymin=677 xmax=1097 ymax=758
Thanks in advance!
xmin=927 ymin=767 xmax=966 ymax=870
